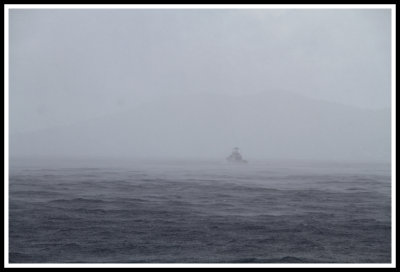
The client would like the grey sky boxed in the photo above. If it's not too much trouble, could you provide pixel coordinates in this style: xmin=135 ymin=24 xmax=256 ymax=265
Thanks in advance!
xmin=9 ymin=8 xmax=391 ymax=134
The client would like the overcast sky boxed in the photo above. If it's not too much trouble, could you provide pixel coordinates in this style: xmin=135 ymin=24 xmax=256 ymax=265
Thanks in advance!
xmin=9 ymin=8 xmax=392 ymax=134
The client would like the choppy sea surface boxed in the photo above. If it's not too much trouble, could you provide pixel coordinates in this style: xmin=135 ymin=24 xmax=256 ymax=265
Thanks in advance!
xmin=8 ymin=159 xmax=391 ymax=263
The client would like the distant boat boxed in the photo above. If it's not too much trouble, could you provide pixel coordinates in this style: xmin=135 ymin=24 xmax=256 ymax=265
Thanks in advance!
xmin=226 ymin=147 xmax=248 ymax=163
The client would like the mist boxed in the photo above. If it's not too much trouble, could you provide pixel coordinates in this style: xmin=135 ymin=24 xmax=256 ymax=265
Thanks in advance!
xmin=7 ymin=7 xmax=394 ymax=265
xmin=8 ymin=8 xmax=392 ymax=163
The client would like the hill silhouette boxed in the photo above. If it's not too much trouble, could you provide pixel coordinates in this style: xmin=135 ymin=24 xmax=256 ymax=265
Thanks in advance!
xmin=10 ymin=90 xmax=391 ymax=162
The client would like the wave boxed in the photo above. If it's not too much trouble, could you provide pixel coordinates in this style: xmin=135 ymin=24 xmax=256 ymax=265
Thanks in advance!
xmin=229 ymin=256 xmax=319 ymax=263
xmin=8 ymin=165 xmax=391 ymax=263
xmin=48 ymin=198 xmax=108 ymax=204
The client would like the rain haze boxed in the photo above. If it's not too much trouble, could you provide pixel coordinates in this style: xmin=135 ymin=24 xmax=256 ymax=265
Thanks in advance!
xmin=9 ymin=8 xmax=391 ymax=162
xmin=7 ymin=6 xmax=393 ymax=265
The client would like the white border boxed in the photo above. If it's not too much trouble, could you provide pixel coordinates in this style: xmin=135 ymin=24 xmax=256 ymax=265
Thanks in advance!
xmin=2 ymin=263 xmax=397 ymax=268
xmin=4 ymin=4 xmax=396 ymax=268
xmin=4 ymin=4 xmax=10 ymax=267
xmin=3 ymin=4 xmax=397 ymax=9
xmin=390 ymin=4 xmax=397 ymax=269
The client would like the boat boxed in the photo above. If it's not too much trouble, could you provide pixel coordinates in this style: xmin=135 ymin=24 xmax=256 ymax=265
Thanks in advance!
xmin=226 ymin=147 xmax=248 ymax=163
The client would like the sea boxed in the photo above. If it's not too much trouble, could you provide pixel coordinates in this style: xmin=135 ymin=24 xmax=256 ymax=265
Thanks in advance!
xmin=8 ymin=158 xmax=392 ymax=264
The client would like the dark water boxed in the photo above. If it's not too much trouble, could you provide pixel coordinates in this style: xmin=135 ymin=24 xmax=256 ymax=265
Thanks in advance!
xmin=9 ymin=159 xmax=391 ymax=263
